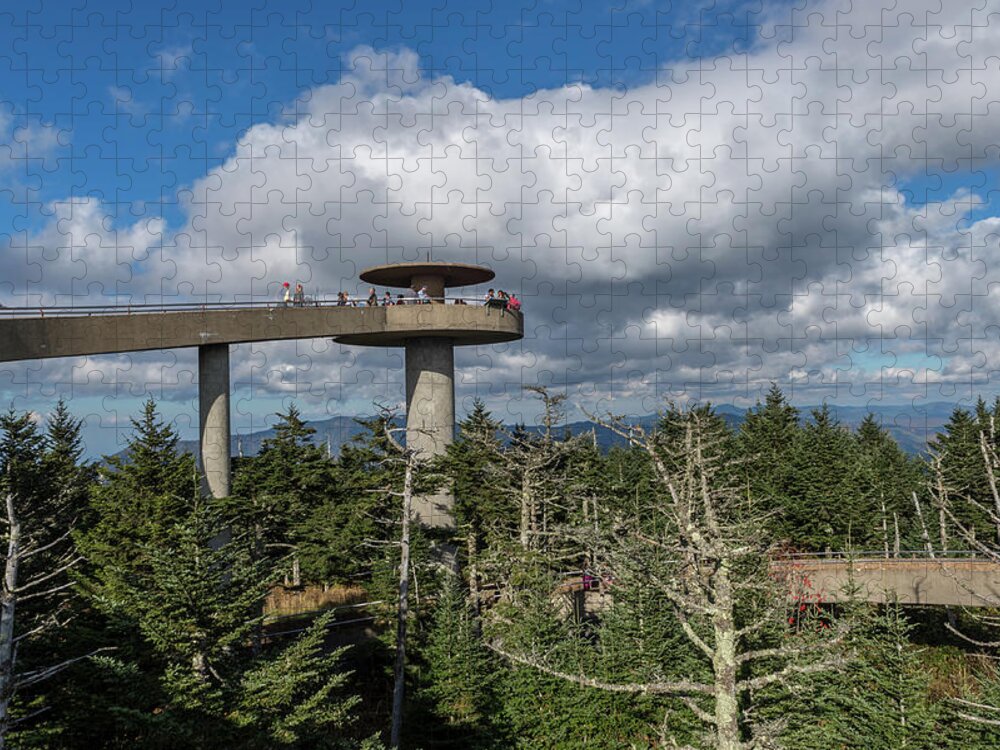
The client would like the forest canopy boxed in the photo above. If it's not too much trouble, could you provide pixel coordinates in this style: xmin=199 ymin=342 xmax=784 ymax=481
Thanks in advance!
xmin=1 ymin=387 xmax=1000 ymax=748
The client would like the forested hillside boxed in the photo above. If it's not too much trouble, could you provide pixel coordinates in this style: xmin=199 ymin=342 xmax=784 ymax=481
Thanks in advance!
xmin=159 ymin=400 xmax=958 ymax=462
xmin=3 ymin=386 xmax=1000 ymax=747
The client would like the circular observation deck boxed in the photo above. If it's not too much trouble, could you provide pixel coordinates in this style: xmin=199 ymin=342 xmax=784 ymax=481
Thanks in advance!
xmin=332 ymin=302 xmax=523 ymax=347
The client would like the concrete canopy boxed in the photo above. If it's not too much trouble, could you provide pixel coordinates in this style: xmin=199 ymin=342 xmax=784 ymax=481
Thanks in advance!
xmin=359 ymin=262 xmax=495 ymax=291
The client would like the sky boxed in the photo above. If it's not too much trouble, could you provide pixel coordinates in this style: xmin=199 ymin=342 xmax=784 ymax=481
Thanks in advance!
xmin=2 ymin=0 xmax=1000 ymax=457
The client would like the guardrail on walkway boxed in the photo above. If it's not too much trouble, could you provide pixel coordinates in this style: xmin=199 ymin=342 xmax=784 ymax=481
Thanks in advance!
xmin=0 ymin=296 xmax=520 ymax=318
xmin=772 ymin=553 xmax=1000 ymax=607
xmin=774 ymin=549 xmax=982 ymax=562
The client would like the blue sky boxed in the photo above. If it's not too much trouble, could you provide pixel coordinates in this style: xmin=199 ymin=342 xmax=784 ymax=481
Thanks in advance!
xmin=3 ymin=0 xmax=1000 ymax=457
xmin=1 ymin=0 xmax=767 ymax=235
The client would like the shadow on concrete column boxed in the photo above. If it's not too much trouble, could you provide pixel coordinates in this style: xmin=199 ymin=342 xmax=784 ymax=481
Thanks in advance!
xmin=199 ymin=343 xmax=231 ymax=499
xmin=405 ymin=337 xmax=455 ymax=528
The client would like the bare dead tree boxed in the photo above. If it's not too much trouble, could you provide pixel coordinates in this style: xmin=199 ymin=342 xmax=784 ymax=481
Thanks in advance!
xmin=912 ymin=492 xmax=936 ymax=559
xmin=0 ymin=484 xmax=109 ymax=747
xmin=484 ymin=409 xmax=842 ymax=750
xmin=486 ymin=387 xmax=590 ymax=554
xmin=924 ymin=430 xmax=1000 ymax=726
xmin=386 ymin=438 xmax=415 ymax=749
xmin=379 ymin=414 xmax=429 ymax=749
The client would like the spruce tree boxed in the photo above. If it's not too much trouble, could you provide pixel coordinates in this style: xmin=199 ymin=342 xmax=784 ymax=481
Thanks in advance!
xmin=928 ymin=407 xmax=992 ymax=542
xmin=231 ymin=406 xmax=332 ymax=585
xmin=853 ymin=414 xmax=924 ymax=553
xmin=773 ymin=601 xmax=940 ymax=750
xmin=410 ymin=573 xmax=499 ymax=747
xmin=444 ymin=399 xmax=507 ymax=533
xmin=738 ymin=385 xmax=800 ymax=520
xmin=296 ymin=415 xmax=400 ymax=582
xmin=78 ymin=399 xmax=196 ymax=603
xmin=76 ymin=401 xmax=364 ymax=747
xmin=785 ymin=404 xmax=861 ymax=550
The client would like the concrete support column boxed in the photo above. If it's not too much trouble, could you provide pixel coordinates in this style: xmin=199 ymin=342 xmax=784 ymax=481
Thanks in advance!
xmin=409 ymin=274 xmax=445 ymax=302
xmin=405 ymin=337 xmax=455 ymax=527
xmin=199 ymin=343 xmax=231 ymax=498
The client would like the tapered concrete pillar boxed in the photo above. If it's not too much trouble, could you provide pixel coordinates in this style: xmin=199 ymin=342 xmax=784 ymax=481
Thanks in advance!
xmin=405 ymin=337 xmax=455 ymax=527
xmin=199 ymin=343 xmax=231 ymax=498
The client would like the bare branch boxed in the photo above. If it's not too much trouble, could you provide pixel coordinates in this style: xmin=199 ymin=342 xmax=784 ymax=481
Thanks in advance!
xmin=19 ymin=526 xmax=77 ymax=561
xmin=739 ymin=657 xmax=844 ymax=692
xmin=952 ymin=696 xmax=1000 ymax=714
xmin=16 ymin=647 xmax=117 ymax=690
xmin=681 ymin=696 xmax=715 ymax=725
xmin=674 ymin=607 xmax=715 ymax=660
xmin=945 ymin=622 xmax=1000 ymax=649
xmin=14 ymin=556 xmax=82 ymax=593
xmin=487 ymin=640 xmax=714 ymax=696
xmin=18 ymin=580 xmax=77 ymax=603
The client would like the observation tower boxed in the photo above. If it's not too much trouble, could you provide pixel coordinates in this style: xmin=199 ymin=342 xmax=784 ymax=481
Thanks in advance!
xmin=0 ymin=261 xmax=523 ymax=527
xmin=336 ymin=262 xmax=522 ymax=527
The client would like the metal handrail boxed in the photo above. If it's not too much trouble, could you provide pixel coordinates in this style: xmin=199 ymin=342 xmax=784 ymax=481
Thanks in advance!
xmin=0 ymin=296 xmax=524 ymax=319
xmin=773 ymin=549 xmax=983 ymax=562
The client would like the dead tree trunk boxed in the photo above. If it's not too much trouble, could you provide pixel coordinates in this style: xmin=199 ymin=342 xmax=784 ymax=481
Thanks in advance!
xmin=881 ymin=496 xmax=890 ymax=558
xmin=488 ymin=410 xmax=843 ymax=749
xmin=519 ymin=469 xmax=532 ymax=550
xmin=0 ymin=491 xmax=21 ymax=747
xmin=467 ymin=528 xmax=480 ymax=627
xmin=893 ymin=512 xmax=901 ymax=558
xmin=389 ymin=451 xmax=415 ymax=749
xmin=913 ymin=492 xmax=935 ymax=559
xmin=979 ymin=433 xmax=1000 ymax=546
xmin=711 ymin=560 xmax=741 ymax=750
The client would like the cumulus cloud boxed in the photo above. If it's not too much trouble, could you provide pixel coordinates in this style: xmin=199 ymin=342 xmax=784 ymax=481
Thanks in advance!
xmin=6 ymin=0 xmax=1000 ymax=425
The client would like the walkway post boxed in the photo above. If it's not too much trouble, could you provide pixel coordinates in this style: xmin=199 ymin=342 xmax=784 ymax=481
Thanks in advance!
xmin=405 ymin=337 xmax=455 ymax=527
xmin=198 ymin=343 xmax=231 ymax=498
xmin=341 ymin=262 xmax=521 ymax=529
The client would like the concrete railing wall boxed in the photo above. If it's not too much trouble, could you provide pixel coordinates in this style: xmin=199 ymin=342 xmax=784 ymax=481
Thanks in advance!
xmin=772 ymin=557 xmax=1000 ymax=607
xmin=0 ymin=304 xmax=522 ymax=361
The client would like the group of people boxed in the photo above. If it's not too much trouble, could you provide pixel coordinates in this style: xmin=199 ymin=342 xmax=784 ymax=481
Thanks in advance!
xmin=484 ymin=288 xmax=521 ymax=313
xmin=279 ymin=283 xmax=522 ymax=311
xmin=281 ymin=282 xmax=306 ymax=306
xmin=340 ymin=286 xmax=433 ymax=307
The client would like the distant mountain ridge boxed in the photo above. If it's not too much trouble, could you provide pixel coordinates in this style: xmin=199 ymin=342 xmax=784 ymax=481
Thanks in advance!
xmin=159 ymin=402 xmax=961 ymax=460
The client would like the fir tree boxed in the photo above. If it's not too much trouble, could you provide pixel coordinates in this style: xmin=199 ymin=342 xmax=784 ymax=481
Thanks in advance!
xmin=773 ymin=601 xmax=940 ymax=750
xmin=444 ymin=399 xmax=507 ymax=532
xmin=853 ymin=414 xmax=924 ymax=553
xmin=785 ymin=404 xmax=861 ymax=550
xmin=76 ymin=401 xmax=363 ymax=747
xmin=296 ymin=415 xmax=400 ymax=582
xmin=928 ymin=407 xmax=992 ymax=542
xmin=231 ymin=406 xmax=332 ymax=585
xmin=736 ymin=385 xmax=801 ymax=545
xmin=78 ymin=399 xmax=197 ymax=603
xmin=413 ymin=573 xmax=497 ymax=746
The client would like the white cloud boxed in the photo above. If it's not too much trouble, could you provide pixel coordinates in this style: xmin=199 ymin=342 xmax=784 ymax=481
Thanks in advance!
xmin=7 ymin=0 xmax=1000 ymax=421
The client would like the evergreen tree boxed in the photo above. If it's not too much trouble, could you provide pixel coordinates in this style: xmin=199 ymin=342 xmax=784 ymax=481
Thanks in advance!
xmin=772 ymin=602 xmax=940 ymax=750
xmin=113 ymin=498 xmax=359 ymax=747
xmin=75 ymin=401 xmax=364 ymax=748
xmin=409 ymin=573 xmax=500 ymax=748
xmin=80 ymin=398 xmax=197 ymax=592
xmin=444 ymin=399 xmax=507 ymax=533
xmin=231 ymin=406 xmax=332 ymax=584
xmin=738 ymin=385 xmax=800 ymax=502
xmin=785 ymin=404 xmax=861 ymax=550
xmin=928 ymin=407 xmax=992 ymax=542
xmin=296 ymin=415 xmax=400 ymax=582
xmin=0 ymin=407 xmax=94 ymax=745
xmin=230 ymin=610 xmax=363 ymax=747
xmin=853 ymin=414 xmax=924 ymax=553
